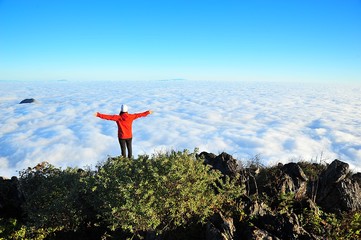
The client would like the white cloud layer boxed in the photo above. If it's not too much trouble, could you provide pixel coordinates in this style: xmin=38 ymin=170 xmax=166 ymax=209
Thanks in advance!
xmin=1 ymin=80 xmax=361 ymax=177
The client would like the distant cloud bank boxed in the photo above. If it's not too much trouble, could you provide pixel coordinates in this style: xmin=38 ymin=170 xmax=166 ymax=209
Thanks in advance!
xmin=1 ymin=80 xmax=361 ymax=177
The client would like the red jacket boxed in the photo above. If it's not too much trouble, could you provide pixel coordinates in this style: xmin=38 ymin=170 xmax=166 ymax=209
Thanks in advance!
xmin=96 ymin=111 xmax=150 ymax=139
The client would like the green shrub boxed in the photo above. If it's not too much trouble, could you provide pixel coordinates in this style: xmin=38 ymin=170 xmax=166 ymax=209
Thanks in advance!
xmin=298 ymin=205 xmax=348 ymax=239
xmin=298 ymin=206 xmax=327 ymax=236
xmin=277 ymin=192 xmax=295 ymax=214
xmin=0 ymin=218 xmax=23 ymax=240
xmin=0 ymin=218 xmax=60 ymax=240
xmin=215 ymin=174 xmax=245 ymax=217
xmin=18 ymin=162 xmax=93 ymax=234
xmin=94 ymin=150 xmax=226 ymax=236
xmin=341 ymin=211 xmax=361 ymax=239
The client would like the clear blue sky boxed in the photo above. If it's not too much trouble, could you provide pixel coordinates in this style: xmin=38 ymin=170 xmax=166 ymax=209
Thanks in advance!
xmin=0 ymin=0 xmax=360 ymax=83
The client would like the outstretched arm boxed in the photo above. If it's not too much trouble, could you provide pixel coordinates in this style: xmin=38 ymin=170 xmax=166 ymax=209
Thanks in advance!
xmin=132 ymin=110 xmax=153 ymax=119
xmin=94 ymin=112 xmax=119 ymax=121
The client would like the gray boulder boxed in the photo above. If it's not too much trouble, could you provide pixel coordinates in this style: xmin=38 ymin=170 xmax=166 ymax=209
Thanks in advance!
xmin=316 ymin=159 xmax=361 ymax=212
xmin=280 ymin=163 xmax=308 ymax=199
xmin=198 ymin=152 xmax=239 ymax=177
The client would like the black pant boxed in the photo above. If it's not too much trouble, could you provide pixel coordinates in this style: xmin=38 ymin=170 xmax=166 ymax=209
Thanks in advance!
xmin=119 ymin=138 xmax=132 ymax=158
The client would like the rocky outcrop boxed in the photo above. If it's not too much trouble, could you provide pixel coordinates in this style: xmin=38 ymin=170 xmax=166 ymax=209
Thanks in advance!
xmin=198 ymin=154 xmax=361 ymax=239
xmin=278 ymin=162 xmax=308 ymax=199
xmin=250 ymin=162 xmax=309 ymax=200
xmin=198 ymin=152 xmax=239 ymax=177
xmin=198 ymin=152 xmax=361 ymax=214
xmin=352 ymin=172 xmax=361 ymax=186
xmin=250 ymin=213 xmax=311 ymax=240
xmin=316 ymin=159 xmax=361 ymax=212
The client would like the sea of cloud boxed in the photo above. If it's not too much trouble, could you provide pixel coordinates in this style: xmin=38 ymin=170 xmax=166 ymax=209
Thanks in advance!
xmin=1 ymin=80 xmax=361 ymax=177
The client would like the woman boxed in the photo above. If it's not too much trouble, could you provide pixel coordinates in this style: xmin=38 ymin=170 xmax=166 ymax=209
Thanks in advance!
xmin=95 ymin=104 xmax=152 ymax=158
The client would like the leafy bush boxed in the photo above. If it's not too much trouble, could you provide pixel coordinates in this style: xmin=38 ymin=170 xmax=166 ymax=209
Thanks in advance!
xmin=19 ymin=162 xmax=94 ymax=236
xmin=0 ymin=217 xmax=59 ymax=240
xmin=340 ymin=211 xmax=361 ymax=239
xmin=297 ymin=206 xmax=361 ymax=239
xmin=0 ymin=218 xmax=23 ymax=239
xmin=214 ymin=174 xmax=245 ymax=217
xmin=94 ymin=150 xmax=227 ymax=236
xmin=298 ymin=206 xmax=328 ymax=236
xmin=277 ymin=192 xmax=295 ymax=214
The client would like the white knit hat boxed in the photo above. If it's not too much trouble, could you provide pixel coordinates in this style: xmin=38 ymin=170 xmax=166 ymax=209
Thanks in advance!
xmin=121 ymin=104 xmax=128 ymax=112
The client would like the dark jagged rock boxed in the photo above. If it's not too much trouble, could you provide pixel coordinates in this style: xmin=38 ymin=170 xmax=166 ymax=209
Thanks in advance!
xmin=352 ymin=172 xmax=361 ymax=186
xmin=19 ymin=98 xmax=36 ymax=104
xmin=242 ymin=196 xmax=269 ymax=217
xmin=316 ymin=159 xmax=361 ymax=212
xmin=245 ymin=227 xmax=280 ymax=240
xmin=319 ymin=160 xmax=348 ymax=183
xmin=198 ymin=152 xmax=239 ymax=177
xmin=293 ymin=198 xmax=320 ymax=217
xmin=281 ymin=163 xmax=308 ymax=183
xmin=251 ymin=213 xmax=311 ymax=240
xmin=254 ymin=162 xmax=308 ymax=200
xmin=280 ymin=163 xmax=308 ymax=199
xmin=206 ymin=212 xmax=235 ymax=240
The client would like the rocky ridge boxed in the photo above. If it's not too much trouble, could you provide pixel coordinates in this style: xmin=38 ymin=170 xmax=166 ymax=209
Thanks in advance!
xmin=198 ymin=152 xmax=361 ymax=239
xmin=1 ymin=152 xmax=361 ymax=239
